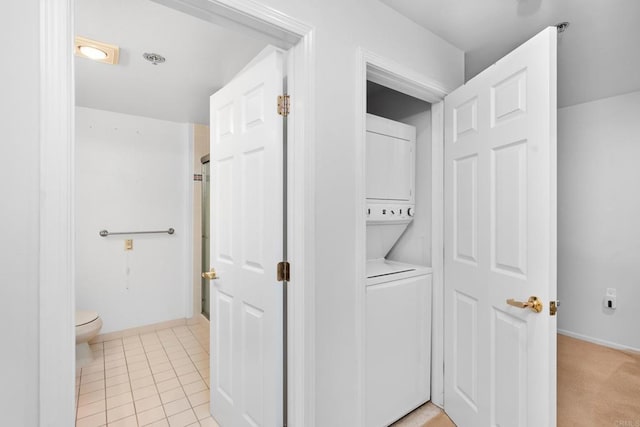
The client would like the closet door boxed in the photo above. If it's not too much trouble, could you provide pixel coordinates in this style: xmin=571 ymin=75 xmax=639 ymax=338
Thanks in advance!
xmin=444 ymin=27 xmax=557 ymax=427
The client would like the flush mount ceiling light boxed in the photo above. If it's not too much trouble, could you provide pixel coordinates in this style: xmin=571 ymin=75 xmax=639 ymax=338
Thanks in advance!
xmin=74 ymin=36 xmax=119 ymax=65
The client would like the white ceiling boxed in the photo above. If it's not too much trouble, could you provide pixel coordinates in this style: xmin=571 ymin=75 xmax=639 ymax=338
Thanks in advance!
xmin=75 ymin=0 xmax=268 ymax=124
xmin=380 ymin=0 xmax=640 ymax=108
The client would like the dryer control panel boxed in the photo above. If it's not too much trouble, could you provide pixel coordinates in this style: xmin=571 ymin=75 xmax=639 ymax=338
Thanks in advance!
xmin=366 ymin=204 xmax=415 ymax=222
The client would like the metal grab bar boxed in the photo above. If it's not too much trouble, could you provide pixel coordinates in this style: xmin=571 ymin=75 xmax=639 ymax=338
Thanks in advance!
xmin=99 ymin=228 xmax=175 ymax=237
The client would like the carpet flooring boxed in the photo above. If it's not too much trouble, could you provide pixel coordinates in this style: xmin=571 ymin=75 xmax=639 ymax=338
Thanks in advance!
xmin=558 ymin=334 xmax=640 ymax=427
xmin=379 ymin=334 xmax=639 ymax=427
xmin=421 ymin=411 xmax=456 ymax=427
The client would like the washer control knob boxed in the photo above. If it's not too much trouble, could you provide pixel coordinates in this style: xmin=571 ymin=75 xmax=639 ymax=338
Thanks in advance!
xmin=408 ymin=207 xmax=414 ymax=217
xmin=390 ymin=210 xmax=395 ymax=215
xmin=367 ymin=208 xmax=371 ymax=216
xmin=382 ymin=209 xmax=387 ymax=215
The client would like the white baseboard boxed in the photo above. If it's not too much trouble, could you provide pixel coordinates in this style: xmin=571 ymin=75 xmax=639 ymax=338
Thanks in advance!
xmin=187 ymin=313 xmax=210 ymax=326
xmin=90 ymin=318 xmax=188 ymax=343
xmin=558 ymin=329 xmax=640 ymax=353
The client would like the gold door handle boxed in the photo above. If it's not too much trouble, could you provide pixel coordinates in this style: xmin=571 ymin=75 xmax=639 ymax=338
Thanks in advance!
xmin=506 ymin=296 xmax=543 ymax=313
xmin=202 ymin=268 xmax=218 ymax=280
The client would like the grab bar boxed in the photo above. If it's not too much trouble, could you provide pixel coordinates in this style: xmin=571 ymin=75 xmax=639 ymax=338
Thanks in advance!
xmin=99 ymin=228 xmax=175 ymax=237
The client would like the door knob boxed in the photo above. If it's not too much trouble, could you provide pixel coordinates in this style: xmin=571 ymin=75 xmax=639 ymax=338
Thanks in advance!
xmin=202 ymin=268 xmax=218 ymax=280
xmin=506 ymin=296 xmax=543 ymax=313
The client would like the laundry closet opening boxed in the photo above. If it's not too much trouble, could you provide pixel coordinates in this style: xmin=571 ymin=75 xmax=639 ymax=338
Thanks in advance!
xmin=364 ymin=80 xmax=435 ymax=426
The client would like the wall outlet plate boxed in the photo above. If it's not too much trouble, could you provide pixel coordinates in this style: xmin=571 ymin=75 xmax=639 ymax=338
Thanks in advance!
xmin=604 ymin=296 xmax=616 ymax=309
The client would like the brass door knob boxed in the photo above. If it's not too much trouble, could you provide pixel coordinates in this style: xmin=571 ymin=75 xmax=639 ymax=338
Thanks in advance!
xmin=506 ymin=296 xmax=543 ymax=313
xmin=202 ymin=268 xmax=218 ymax=280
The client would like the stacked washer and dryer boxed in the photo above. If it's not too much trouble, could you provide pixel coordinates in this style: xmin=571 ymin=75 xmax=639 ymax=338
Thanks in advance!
xmin=365 ymin=113 xmax=433 ymax=426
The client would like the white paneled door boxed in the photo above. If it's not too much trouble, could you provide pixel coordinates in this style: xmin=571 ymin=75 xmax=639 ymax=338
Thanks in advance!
xmin=208 ymin=50 xmax=284 ymax=427
xmin=444 ymin=28 xmax=557 ymax=426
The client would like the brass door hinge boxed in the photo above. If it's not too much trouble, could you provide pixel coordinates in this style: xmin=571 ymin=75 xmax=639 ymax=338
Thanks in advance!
xmin=277 ymin=261 xmax=290 ymax=282
xmin=277 ymin=95 xmax=290 ymax=116
xmin=550 ymin=300 xmax=560 ymax=316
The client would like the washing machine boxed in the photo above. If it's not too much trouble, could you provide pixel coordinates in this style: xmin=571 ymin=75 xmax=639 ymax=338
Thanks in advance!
xmin=365 ymin=114 xmax=432 ymax=426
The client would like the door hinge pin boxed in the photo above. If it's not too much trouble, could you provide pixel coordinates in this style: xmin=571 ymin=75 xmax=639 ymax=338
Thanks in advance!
xmin=278 ymin=95 xmax=290 ymax=116
xmin=277 ymin=261 xmax=290 ymax=282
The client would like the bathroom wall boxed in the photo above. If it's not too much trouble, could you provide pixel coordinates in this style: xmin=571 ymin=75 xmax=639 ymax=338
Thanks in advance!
xmin=192 ymin=124 xmax=209 ymax=318
xmin=75 ymin=106 xmax=191 ymax=334
xmin=367 ymin=82 xmax=433 ymax=267
xmin=558 ymin=89 xmax=640 ymax=351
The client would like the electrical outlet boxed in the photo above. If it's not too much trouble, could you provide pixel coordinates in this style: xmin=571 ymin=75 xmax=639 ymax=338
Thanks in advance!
xmin=604 ymin=288 xmax=616 ymax=310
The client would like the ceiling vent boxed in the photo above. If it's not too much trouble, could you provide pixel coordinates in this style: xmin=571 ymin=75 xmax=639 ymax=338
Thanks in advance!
xmin=143 ymin=53 xmax=166 ymax=65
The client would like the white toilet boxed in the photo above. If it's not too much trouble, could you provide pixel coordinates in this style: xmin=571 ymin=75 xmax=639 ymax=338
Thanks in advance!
xmin=76 ymin=310 xmax=103 ymax=367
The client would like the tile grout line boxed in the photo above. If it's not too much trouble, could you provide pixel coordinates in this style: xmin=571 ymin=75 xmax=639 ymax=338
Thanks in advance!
xmin=158 ymin=327 xmax=196 ymax=420
xmin=75 ymin=365 xmax=81 ymax=424
xmin=117 ymin=337 xmax=137 ymax=426
xmin=105 ymin=338 xmax=132 ymax=426
xmin=101 ymin=342 xmax=107 ymax=426
xmin=138 ymin=330 xmax=169 ymax=426
xmin=178 ymin=326 xmax=209 ymax=385
xmin=161 ymin=325 xmax=211 ymax=422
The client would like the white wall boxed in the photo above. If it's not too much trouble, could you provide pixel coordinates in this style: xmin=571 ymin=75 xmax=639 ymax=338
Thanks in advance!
xmin=368 ymin=83 xmax=432 ymax=266
xmin=558 ymin=90 xmax=640 ymax=351
xmin=0 ymin=1 xmax=40 ymax=425
xmin=75 ymin=107 xmax=190 ymax=334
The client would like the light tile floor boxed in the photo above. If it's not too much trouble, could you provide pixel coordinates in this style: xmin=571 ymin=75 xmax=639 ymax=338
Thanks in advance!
xmin=75 ymin=323 xmax=219 ymax=427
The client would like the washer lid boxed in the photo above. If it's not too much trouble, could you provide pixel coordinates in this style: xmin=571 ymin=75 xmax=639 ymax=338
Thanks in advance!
xmin=76 ymin=310 xmax=99 ymax=327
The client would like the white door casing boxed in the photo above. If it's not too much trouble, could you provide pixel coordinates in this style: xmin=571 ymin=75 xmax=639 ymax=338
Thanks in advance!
xmin=209 ymin=50 xmax=284 ymax=427
xmin=444 ymin=27 xmax=557 ymax=427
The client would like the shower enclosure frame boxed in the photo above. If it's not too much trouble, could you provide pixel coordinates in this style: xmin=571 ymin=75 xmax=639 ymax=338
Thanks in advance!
xmin=201 ymin=154 xmax=211 ymax=319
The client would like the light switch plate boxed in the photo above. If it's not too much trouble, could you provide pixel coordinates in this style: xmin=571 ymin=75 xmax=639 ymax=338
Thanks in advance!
xmin=125 ymin=239 xmax=133 ymax=251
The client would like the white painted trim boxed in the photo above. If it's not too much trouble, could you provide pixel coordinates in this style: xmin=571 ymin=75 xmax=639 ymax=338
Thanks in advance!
xmin=430 ymin=101 xmax=445 ymax=408
xmin=355 ymin=48 xmax=368 ymax=427
xmin=558 ymin=329 xmax=640 ymax=353
xmin=42 ymin=1 xmax=315 ymax=426
xmin=185 ymin=123 xmax=195 ymax=319
xmin=365 ymin=51 xmax=453 ymax=104
xmin=152 ymin=0 xmax=305 ymax=48
xmin=286 ymin=34 xmax=317 ymax=427
xmin=355 ymin=48 xmax=452 ymax=425
xmin=39 ymin=0 xmax=75 ymax=425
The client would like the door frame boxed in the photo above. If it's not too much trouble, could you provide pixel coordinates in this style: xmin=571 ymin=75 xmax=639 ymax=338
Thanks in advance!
xmin=354 ymin=48 xmax=454 ymax=422
xmin=39 ymin=0 xmax=316 ymax=425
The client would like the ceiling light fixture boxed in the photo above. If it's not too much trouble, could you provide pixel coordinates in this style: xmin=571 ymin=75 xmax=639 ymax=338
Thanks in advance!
xmin=79 ymin=46 xmax=107 ymax=60
xmin=143 ymin=53 xmax=166 ymax=65
xmin=75 ymin=36 xmax=120 ymax=65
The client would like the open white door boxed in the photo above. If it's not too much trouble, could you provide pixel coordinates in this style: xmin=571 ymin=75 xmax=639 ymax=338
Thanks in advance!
xmin=207 ymin=50 xmax=284 ymax=427
xmin=444 ymin=27 xmax=557 ymax=426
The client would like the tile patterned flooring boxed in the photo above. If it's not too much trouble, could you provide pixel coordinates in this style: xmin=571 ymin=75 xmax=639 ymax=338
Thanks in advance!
xmin=75 ymin=322 xmax=219 ymax=427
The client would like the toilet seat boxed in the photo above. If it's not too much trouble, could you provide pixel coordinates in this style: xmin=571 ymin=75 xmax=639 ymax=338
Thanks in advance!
xmin=76 ymin=310 xmax=99 ymax=327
